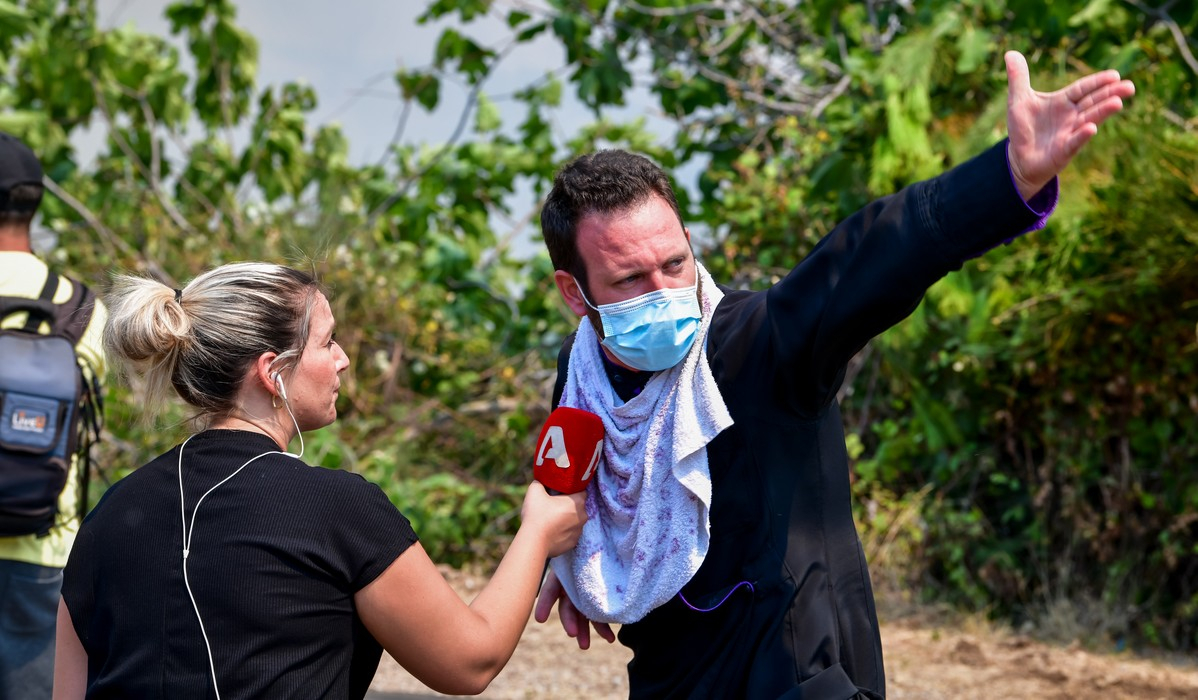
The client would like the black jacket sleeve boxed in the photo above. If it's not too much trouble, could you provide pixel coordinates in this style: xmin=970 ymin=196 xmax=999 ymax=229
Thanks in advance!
xmin=551 ymin=332 xmax=576 ymax=410
xmin=759 ymin=139 xmax=1045 ymax=415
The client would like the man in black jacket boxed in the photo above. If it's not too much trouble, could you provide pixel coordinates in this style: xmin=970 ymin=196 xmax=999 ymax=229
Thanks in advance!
xmin=532 ymin=52 xmax=1134 ymax=699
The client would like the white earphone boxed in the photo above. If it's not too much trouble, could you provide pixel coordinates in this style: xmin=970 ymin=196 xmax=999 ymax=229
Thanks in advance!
xmin=271 ymin=371 xmax=302 ymax=459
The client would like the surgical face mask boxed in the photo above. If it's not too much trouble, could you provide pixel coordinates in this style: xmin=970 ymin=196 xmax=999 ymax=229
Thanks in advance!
xmin=575 ymin=268 xmax=702 ymax=372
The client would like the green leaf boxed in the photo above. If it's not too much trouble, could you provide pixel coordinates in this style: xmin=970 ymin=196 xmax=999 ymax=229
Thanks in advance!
xmin=420 ymin=0 xmax=491 ymax=23
xmin=164 ymin=1 xmax=206 ymax=33
xmin=1068 ymin=0 xmax=1114 ymax=27
xmin=396 ymin=69 xmax=441 ymax=112
xmin=515 ymin=20 xmax=547 ymax=42
xmin=0 ymin=110 xmax=47 ymax=133
xmin=433 ymin=28 xmax=494 ymax=84
xmin=474 ymin=93 xmax=501 ymax=133
xmin=955 ymin=26 xmax=992 ymax=74
xmin=0 ymin=1 xmax=32 ymax=38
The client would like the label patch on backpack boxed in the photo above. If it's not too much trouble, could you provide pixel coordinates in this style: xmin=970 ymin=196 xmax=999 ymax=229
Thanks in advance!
xmin=13 ymin=409 xmax=49 ymax=433
xmin=0 ymin=393 xmax=63 ymax=453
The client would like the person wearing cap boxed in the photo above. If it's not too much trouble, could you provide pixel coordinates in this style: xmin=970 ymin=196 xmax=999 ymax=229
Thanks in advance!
xmin=0 ymin=131 xmax=107 ymax=699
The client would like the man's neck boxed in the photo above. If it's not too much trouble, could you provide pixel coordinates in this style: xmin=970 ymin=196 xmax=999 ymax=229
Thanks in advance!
xmin=0 ymin=225 xmax=32 ymax=253
xmin=600 ymin=345 xmax=642 ymax=373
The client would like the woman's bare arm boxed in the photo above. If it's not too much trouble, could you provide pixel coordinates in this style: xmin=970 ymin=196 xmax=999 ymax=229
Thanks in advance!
xmin=355 ymin=483 xmax=586 ymax=695
xmin=53 ymin=597 xmax=87 ymax=700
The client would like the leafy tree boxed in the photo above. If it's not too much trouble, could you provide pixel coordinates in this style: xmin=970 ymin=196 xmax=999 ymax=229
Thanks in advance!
xmin=4 ymin=0 xmax=1196 ymax=642
xmin=418 ymin=0 xmax=1198 ymax=646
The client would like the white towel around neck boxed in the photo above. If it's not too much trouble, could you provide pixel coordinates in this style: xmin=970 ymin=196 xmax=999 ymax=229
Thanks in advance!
xmin=550 ymin=261 xmax=734 ymax=624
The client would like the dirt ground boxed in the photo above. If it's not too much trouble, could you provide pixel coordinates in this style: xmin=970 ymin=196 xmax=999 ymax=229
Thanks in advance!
xmin=367 ymin=566 xmax=1198 ymax=699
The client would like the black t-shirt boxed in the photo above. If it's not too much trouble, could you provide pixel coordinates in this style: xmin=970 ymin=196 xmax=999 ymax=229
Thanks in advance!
xmin=61 ymin=429 xmax=418 ymax=700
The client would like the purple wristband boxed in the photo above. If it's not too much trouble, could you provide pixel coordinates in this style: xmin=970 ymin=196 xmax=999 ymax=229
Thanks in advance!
xmin=1004 ymin=143 xmax=1059 ymax=235
xmin=966 ymin=143 xmax=1060 ymax=260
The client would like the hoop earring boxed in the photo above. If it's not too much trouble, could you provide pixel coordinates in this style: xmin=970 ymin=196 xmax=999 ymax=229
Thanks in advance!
xmin=272 ymin=395 xmax=282 ymax=409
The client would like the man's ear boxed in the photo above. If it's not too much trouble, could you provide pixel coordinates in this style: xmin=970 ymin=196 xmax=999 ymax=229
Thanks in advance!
xmin=553 ymin=270 xmax=589 ymax=317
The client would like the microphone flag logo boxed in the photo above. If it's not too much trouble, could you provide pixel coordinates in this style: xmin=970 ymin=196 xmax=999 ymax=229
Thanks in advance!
xmin=533 ymin=407 xmax=606 ymax=494
xmin=536 ymin=425 xmax=571 ymax=469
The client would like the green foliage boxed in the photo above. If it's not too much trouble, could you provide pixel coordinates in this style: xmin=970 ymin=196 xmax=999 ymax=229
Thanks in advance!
xmin=165 ymin=0 xmax=258 ymax=128
xmin=5 ymin=0 xmax=1197 ymax=650
xmin=395 ymin=69 xmax=440 ymax=112
xmin=370 ymin=472 xmax=525 ymax=568
xmin=826 ymin=9 xmax=1198 ymax=647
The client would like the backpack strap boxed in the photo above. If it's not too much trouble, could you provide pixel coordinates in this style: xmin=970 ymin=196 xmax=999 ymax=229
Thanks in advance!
xmin=52 ymin=274 xmax=96 ymax=345
xmin=0 ymin=271 xmax=91 ymax=338
xmin=77 ymin=364 xmax=104 ymax=521
xmin=22 ymin=272 xmax=59 ymax=331
xmin=0 ymin=274 xmax=57 ymax=330
xmin=50 ymin=274 xmax=102 ymax=520
xmin=0 ymin=271 xmax=95 ymax=343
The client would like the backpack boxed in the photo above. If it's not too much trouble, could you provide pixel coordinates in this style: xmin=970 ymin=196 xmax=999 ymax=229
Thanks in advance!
xmin=0 ymin=271 xmax=102 ymax=537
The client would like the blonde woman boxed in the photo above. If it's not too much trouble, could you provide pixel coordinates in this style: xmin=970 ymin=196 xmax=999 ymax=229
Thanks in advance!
xmin=53 ymin=262 xmax=586 ymax=699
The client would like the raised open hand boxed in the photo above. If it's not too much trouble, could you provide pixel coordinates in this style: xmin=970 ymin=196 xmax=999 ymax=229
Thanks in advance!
xmin=1005 ymin=50 xmax=1136 ymax=200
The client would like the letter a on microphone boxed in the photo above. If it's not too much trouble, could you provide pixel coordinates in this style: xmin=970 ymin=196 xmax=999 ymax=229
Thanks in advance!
xmin=582 ymin=439 xmax=602 ymax=482
xmin=536 ymin=425 xmax=571 ymax=469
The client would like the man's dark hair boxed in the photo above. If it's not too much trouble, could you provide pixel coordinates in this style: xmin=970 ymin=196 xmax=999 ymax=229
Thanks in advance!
xmin=0 ymin=131 xmax=45 ymax=226
xmin=0 ymin=183 xmax=44 ymax=226
xmin=541 ymin=150 xmax=684 ymax=295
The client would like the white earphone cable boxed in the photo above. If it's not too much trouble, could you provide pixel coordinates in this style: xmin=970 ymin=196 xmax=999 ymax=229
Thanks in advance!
xmin=177 ymin=387 xmax=304 ymax=698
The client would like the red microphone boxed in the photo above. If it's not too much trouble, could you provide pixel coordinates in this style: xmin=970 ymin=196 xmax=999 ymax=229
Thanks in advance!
xmin=533 ymin=407 xmax=605 ymax=494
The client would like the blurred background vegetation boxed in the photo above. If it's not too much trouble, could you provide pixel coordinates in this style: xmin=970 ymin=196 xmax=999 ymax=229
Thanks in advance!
xmin=2 ymin=0 xmax=1195 ymax=650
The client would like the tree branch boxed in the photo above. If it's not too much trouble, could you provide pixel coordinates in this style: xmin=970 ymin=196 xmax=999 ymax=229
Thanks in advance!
xmin=234 ymin=96 xmax=282 ymax=204
xmin=87 ymin=76 xmax=196 ymax=234
xmin=743 ymin=1 xmax=796 ymax=52
xmin=41 ymin=175 xmax=175 ymax=284
xmin=623 ymin=1 xmax=728 ymax=18
xmin=1122 ymin=0 xmax=1198 ymax=76
xmin=612 ymin=0 xmax=864 ymax=122
xmin=367 ymin=41 xmax=517 ymax=225
xmin=812 ymin=74 xmax=853 ymax=119
xmin=166 ymin=130 xmax=245 ymax=235
xmin=375 ymin=97 xmax=414 ymax=169
xmin=692 ymin=60 xmax=820 ymax=115
xmin=137 ymin=99 xmax=162 ymax=190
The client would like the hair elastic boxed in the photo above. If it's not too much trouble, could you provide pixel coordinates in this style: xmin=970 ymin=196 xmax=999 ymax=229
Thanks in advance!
xmin=174 ymin=288 xmax=183 ymax=303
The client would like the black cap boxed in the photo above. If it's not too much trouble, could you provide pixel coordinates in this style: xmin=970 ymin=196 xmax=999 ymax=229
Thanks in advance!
xmin=0 ymin=131 xmax=44 ymax=212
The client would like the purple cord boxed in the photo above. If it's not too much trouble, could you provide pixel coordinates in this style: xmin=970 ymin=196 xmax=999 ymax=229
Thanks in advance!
xmin=677 ymin=581 xmax=755 ymax=612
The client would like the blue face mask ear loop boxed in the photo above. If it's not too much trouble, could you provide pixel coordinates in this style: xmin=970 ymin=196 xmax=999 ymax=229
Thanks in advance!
xmin=572 ymin=276 xmax=600 ymax=314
